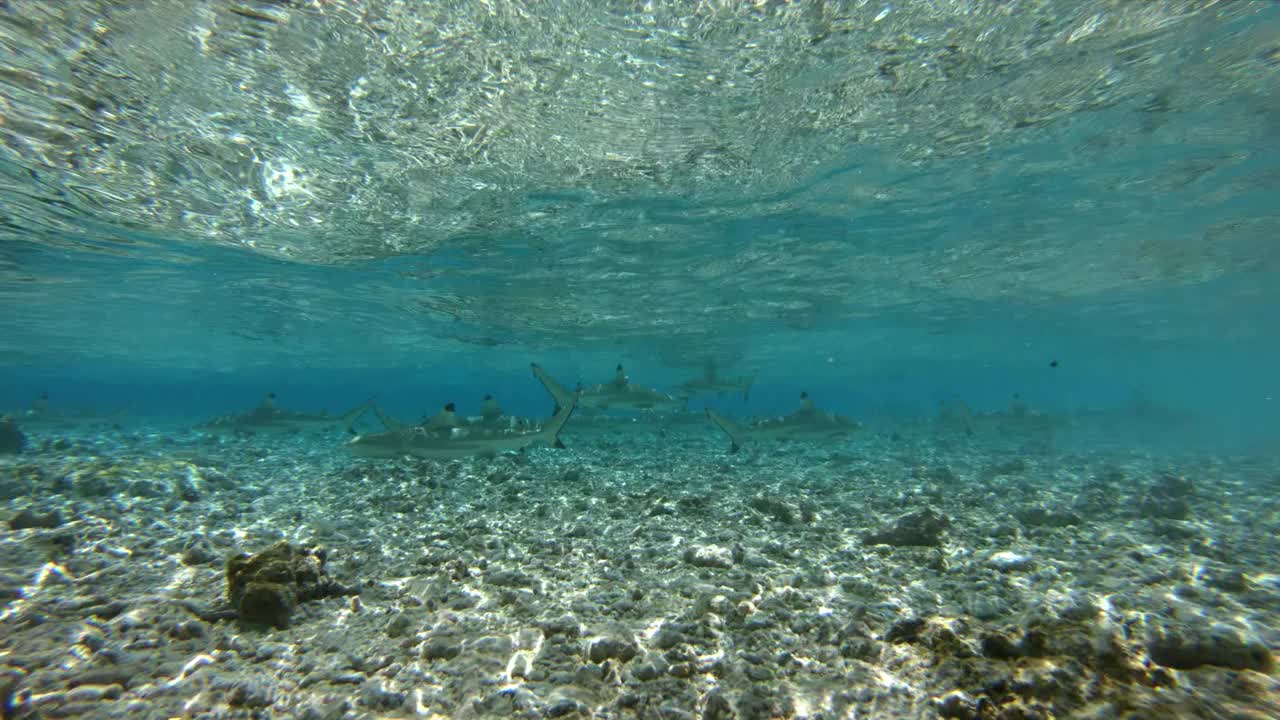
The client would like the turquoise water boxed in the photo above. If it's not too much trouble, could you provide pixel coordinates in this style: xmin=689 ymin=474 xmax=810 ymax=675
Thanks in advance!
xmin=2 ymin=5 xmax=1278 ymax=451
xmin=3 ymin=4 xmax=1277 ymax=451
xmin=1 ymin=4 xmax=1280 ymax=717
xmin=2 ymin=5 xmax=1280 ymax=430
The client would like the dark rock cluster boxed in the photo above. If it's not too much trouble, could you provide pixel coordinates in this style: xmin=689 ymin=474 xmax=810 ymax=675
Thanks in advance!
xmin=0 ymin=416 xmax=25 ymax=454
xmin=863 ymin=506 xmax=950 ymax=546
xmin=226 ymin=542 xmax=357 ymax=628
xmin=1138 ymin=472 xmax=1195 ymax=520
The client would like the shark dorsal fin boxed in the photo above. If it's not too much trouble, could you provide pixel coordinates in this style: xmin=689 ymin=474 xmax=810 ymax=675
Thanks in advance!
xmin=798 ymin=392 xmax=817 ymax=416
xmin=253 ymin=393 xmax=279 ymax=416
xmin=613 ymin=364 xmax=628 ymax=386
xmin=426 ymin=403 xmax=459 ymax=429
xmin=481 ymin=394 xmax=503 ymax=422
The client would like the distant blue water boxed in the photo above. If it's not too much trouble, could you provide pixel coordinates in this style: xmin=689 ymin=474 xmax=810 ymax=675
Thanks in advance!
xmin=3 ymin=309 xmax=1276 ymax=454
xmin=1 ymin=2 xmax=1277 ymax=457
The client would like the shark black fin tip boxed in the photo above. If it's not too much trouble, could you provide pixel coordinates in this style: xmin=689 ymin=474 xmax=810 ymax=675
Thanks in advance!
xmin=445 ymin=402 xmax=456 ymax=412
xmin=554 ymin=438 xmax=566 ymax=449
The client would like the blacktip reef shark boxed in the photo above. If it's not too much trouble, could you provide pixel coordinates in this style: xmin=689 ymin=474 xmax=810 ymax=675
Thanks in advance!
xmin=575 ymin=364 xmax=687 ymax=413
xmin=675 ymin=359 xmax=755 ymax=401
xmin=2 ymin=393 xmax=133 ymax=432
xmin=197 ymin=393 xmax=374 ymax=435
xmin=347 ymin=363 xmax=577 ymax=459
xmin=935 ymin=395 xmax=1065 ymax=449
xmin=705 ymin=391 xmax=860 ymax=453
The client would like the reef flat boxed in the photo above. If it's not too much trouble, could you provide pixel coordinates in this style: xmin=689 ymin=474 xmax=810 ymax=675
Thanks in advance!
xmin=2 ymin=425 xmax=1278 ymax=719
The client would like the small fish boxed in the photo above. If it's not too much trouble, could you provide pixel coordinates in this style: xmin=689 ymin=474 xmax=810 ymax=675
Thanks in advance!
xmin=576 ymin=364 xmax=686 ymax=413
xmin=198 ymin=394 xmax=373 ymax=435
xmin=347 ymin=363 xmax=577 ymax=459
xmin=705 ymin=391 xmax=859 ymax=453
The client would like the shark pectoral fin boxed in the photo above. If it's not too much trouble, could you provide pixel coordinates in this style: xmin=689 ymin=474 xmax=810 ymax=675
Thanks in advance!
xmin=554 ymin=438 xmax=566 ymax=449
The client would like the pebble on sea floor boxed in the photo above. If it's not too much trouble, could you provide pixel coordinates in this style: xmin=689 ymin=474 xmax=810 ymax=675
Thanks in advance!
xmin=987 ymin=551 xmax=1036 ymax=572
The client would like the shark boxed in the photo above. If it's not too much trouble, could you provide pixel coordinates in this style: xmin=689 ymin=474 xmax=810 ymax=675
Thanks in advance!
xmin=675 ymin=359 xmax=755 ymax=401
xmin=934 ymin=394 xmax=1065 ymax=450
xmin=197 ymin=393 xmax=374 ymax=435
xmin=4 ymin=393 xmax=132 ymax=432
xmin=347 ymin=363 xmax=577 ymax=459
xmin=575 ymin=364 xmax=687 ymax=413
xmin=705 ymin=392 xmax=860 ymax=453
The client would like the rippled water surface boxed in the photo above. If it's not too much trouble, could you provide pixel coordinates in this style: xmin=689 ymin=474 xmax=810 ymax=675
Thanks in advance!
xmin=0 ymin=0 xmax=1277 ymax=431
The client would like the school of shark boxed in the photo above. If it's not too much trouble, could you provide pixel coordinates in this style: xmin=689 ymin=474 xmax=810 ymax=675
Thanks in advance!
xmin=1 ymin=359 xmax=874 ymax=458
xmin=0 ymin=358 xmax=1086 ymax=461
xmin=340 ymin=362 xmax=870 ymax=459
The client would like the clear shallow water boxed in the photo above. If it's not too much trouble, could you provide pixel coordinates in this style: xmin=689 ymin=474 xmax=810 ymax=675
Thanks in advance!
xmin=4 ymin=6 xmax=1280 ymax=718
xmin=1 ymin=2 xmax=1278 ymax=437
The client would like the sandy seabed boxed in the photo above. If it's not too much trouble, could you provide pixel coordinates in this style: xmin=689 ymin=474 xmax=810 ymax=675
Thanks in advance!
xmin=2 ymin=422 xmax=1278 ymax=719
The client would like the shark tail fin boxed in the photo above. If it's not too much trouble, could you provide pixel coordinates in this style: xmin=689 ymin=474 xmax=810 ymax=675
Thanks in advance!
xmin=541 ymin=398 xmax=576 ymax=449
xmin=342 ymin=398 xmax=377 ymax=430
xmin=705 ymin=408 xmax=745 ymax=454
xmin=531 ymin=363 xmax=577 ymax=449
xmin=531 ymin=363 xmax=578 ymax=415
xmin=371 ymin=404 xmax=404 ymax=432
